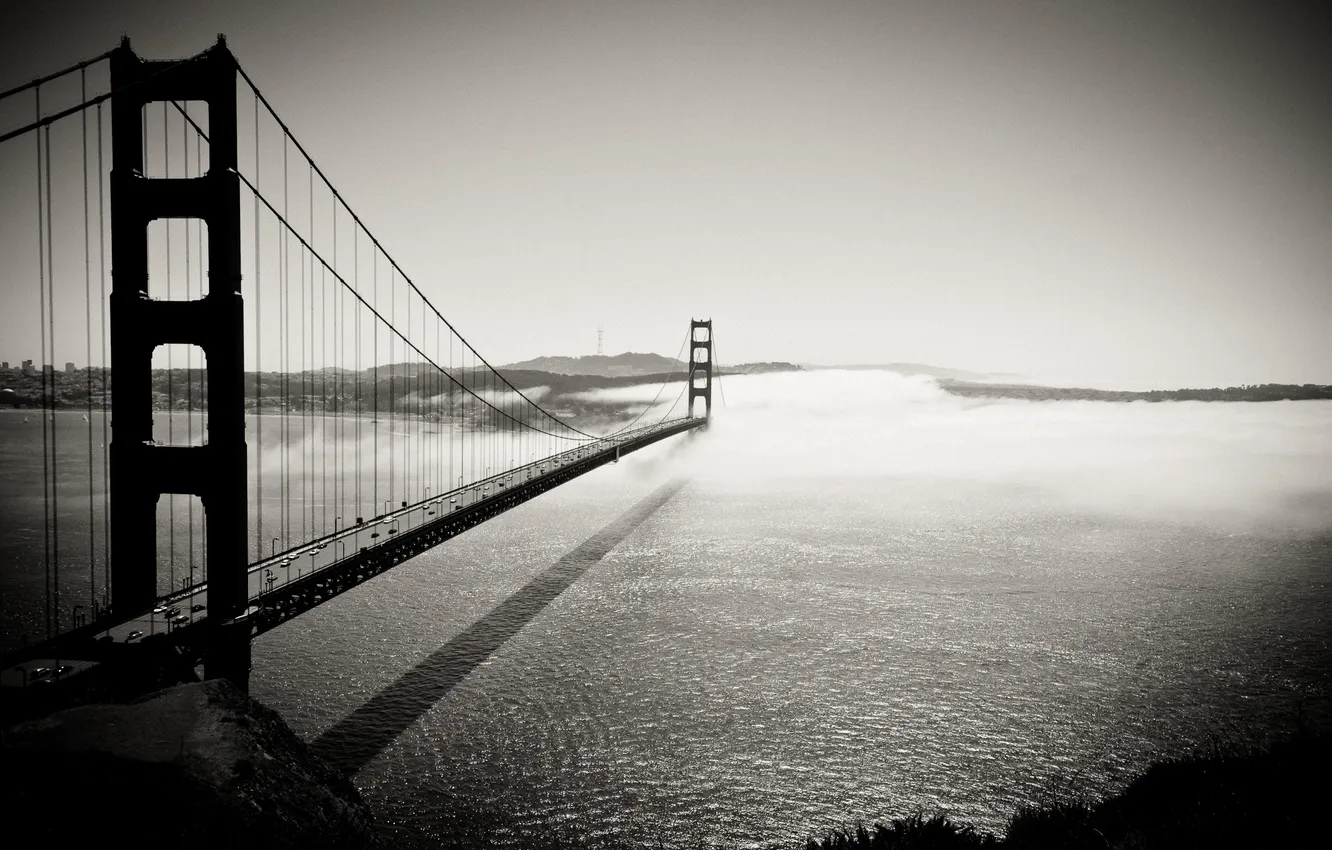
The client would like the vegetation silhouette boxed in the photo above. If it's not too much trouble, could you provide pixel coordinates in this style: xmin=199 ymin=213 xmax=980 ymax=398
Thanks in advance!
xmin=803 ymin=730 xmax=1329 ymax=850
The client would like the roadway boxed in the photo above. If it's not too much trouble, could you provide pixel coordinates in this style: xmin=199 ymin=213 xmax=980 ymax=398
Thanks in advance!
xmin=0 ymin=417 xmax=701 ymax=695
xmin=84 ymin=420 xmax=692 ymax=647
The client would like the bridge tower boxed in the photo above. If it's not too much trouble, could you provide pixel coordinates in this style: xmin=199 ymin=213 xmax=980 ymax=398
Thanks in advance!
xmin=687 ymin=319 xmax=713 ymax=421
xmin=109 ymin=37 xmax=251 ymax=687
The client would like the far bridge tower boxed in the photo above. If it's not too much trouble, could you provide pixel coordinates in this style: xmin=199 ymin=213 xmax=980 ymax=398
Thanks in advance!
xmin=688 ymin=319 xmax=712 ymax=422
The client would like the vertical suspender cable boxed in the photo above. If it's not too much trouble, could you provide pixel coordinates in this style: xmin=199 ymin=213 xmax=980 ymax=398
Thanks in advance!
xmin=433 ymin=312 xmax=438 ymax=497
xmin=46 ymin=115 xmax=61 ymax=631
xmin=97 ymin=100 xmax=110 ymax=611
xmin=330 ymin=197 xmax=335 ymax=535
xmin=83 ymin=69 xmax=96 ymax=614
xmin=36 ymin=86 xmax=51 ymax=640
xmin=389 ymin=266 xmax=395 ymax=510
xmin=373 ymin=251 xmax=379 ymax=515
xmin=310 ymin=164 xmax=317 ymax=537
xmin=436 ymin=306 xmax=441 ymax=495
xmin=278 ymin=133 xmax=286 ymax=546
xmin=319 ymin=173 xmax=327 ymax=536
xmin=184 ymin=105 xmax=194 ymax=576
xmin=402 ymin=278 xmax=406 ymax=502
xmin=355 ymin=227 xmax=360 ymax=521
xmin=310 ymin=168 xmax=317 ymax=536
xmin=255 ymin=92 xmax=262 ymax=564
xmin=448 ymin=327 xmax=452 ymax=496
xmin=197 ymin=129 xmax=205 ymax=577
xmin=164 ymin=101 xmax=174 ymax=596
xmin=299 ymin=169 xmax=307 ymax=541
xmin=413 ymin=292 xmax=417 ymax=500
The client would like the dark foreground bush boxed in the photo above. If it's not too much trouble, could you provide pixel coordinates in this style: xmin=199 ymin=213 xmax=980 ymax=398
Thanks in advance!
xmin=1007 ymin=732 xmax=1331 ymax=849
xmin=808 ymin=732 xmax=1331 ymax=850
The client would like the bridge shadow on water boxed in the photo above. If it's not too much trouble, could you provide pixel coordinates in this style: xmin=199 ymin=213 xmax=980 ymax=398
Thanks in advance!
xmin=311 ymin=478 xmax=688 ymax=775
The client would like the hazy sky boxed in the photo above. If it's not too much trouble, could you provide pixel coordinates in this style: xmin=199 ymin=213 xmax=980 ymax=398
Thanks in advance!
xmin=1 ymin=1 xmax=1329 ymax=389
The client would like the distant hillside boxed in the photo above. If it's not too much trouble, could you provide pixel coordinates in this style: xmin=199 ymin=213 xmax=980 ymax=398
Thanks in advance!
xmin=730 ymin=362 xmax=803 ymax=374
xmin=492 ymin=369 xmax=677 ymax=394
xmin=499 ymin=352 xmax=685 ymax=377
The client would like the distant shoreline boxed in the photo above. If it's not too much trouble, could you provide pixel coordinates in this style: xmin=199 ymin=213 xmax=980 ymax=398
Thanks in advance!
xmin=938 ymin=380 xmax=1332 ymax=402
xmin=4 ymin=365 xmax=1331 ymax=411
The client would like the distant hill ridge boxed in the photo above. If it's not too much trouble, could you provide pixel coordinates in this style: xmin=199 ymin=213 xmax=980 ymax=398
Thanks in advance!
xmin=500 ymin=352 xmax=685 ymax=377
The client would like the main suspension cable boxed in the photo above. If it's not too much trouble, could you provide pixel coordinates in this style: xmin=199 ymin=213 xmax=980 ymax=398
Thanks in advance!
xmin=0 ymin=48 xmax=113 ymax=102
xmin=1 ymin=48 xmax=210 ymax=147
xmin=185 ymin=78 xmax=693 ymax=449
xmin=232 ymin=58 xmax=597 ymax=438
xmin=233 ymin=167 xmax=596 ymax=441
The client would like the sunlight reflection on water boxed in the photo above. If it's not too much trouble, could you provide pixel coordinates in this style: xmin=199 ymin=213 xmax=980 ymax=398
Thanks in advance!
xmin=245 ymin=374 xmax=1332 ymax=847
xmin=4 ymin=371 xmax=1327 ymax=847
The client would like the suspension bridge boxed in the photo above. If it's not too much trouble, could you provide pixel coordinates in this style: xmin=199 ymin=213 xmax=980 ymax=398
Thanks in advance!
xmin=0 ymin=37 xmax=719 ymax=718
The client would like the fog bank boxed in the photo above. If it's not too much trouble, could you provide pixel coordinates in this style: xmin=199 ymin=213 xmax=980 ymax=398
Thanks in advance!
xmin=618 ymin=370 xmax=1332 ymax=531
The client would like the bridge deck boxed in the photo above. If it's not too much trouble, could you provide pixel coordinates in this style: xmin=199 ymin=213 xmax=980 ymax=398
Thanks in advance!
xmin=0 ymin=417 xmax=704 ymax=703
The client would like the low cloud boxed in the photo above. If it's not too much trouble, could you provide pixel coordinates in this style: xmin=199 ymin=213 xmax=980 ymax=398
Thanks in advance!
xmin=637 ymin=370 xmax=1332 ymax=531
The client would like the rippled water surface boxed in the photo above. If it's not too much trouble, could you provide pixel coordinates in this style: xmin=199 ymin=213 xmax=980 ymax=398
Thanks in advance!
xmin=245 ymin=385 xmax=1332 ymax=847
xmin=5 ymin=375 xmax=1330 ymax=847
